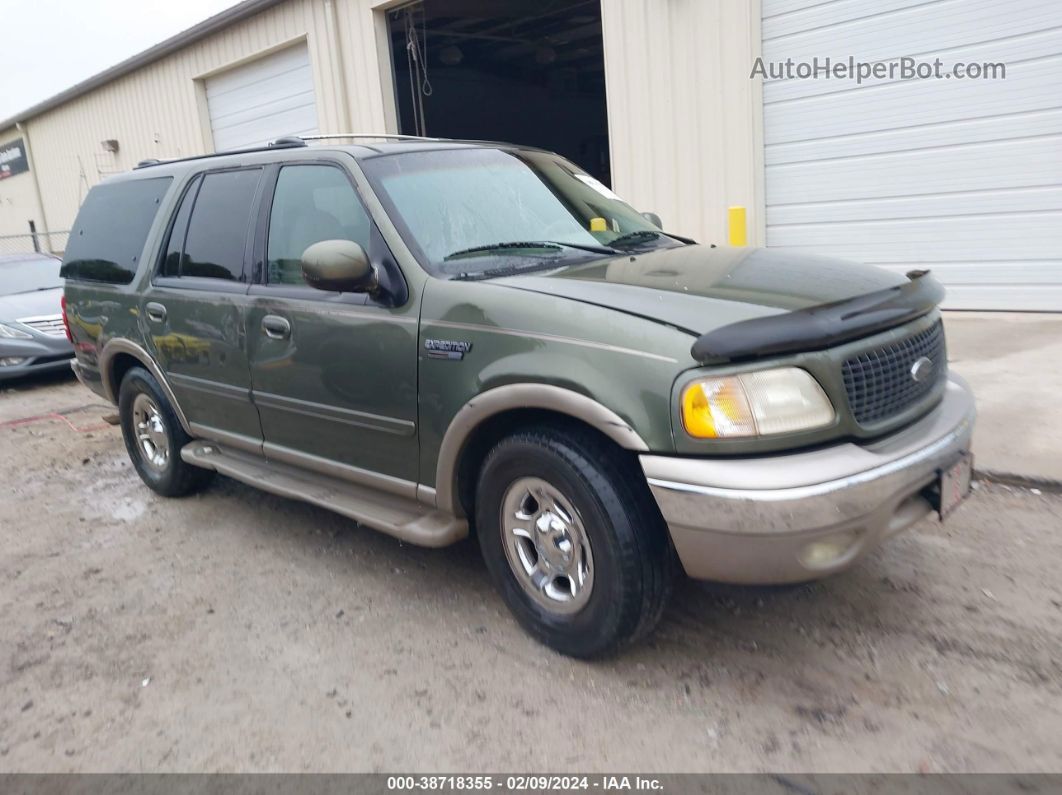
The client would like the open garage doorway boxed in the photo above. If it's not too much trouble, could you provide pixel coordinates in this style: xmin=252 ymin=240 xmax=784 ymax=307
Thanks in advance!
xmin=387 ymin=0 xmax=611 ymax=185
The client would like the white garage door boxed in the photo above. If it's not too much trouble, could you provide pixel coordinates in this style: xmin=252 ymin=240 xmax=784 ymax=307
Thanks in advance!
xmin=762 ymin=0 xmax=1062 ymax=310
xmin=205 ymin=43 xmax=319 ymax=152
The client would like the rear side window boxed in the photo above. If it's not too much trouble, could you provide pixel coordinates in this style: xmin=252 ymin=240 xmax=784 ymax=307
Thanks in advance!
xmin=180 ymin=169 xmax=261 ymax=281
xmin=61 ymin=177 xmax=172 ymax=284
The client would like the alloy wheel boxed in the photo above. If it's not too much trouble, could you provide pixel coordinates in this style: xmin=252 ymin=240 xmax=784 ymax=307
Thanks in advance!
xmin=499 ymin=476 xmax=594 ymax=614
xmin=132 ymin=393 xmax=169 ymax=472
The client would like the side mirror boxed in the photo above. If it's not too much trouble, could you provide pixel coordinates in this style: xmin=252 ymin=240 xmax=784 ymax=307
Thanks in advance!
xmin=300 ymin=240 xmax=377 ymax=293
xmin=641 ymin=211 xmax=663 ymax=228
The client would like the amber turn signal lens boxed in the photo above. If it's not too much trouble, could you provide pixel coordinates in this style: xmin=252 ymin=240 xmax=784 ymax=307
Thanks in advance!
xmin=681 ymin=376 xmax=755 ymax=438
xmin=681 ymin=368 xmax=834 ymax=439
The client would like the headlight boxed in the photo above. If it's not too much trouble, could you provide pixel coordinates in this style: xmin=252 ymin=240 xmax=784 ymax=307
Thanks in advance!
xmin=681 ymin=367 xmax=835 ymax=438
xmin=0 ymin=322 xmax=32 ymax=339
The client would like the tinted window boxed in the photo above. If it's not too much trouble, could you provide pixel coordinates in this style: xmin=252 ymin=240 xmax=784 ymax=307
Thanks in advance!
xmin=61 ymin=177 xmax=172 ymax=283
xmin=0 ymin=256 xmax=62 ymax=296
xmin=266 ymin=165 xmax=370 ymax=286
xmin=182 ymin=169 xmax=261 ymax=281
xmin=160 ymin=175 xmax=201 ymax=278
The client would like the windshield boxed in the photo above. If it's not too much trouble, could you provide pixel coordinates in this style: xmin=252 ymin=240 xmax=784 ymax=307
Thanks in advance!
xmin=360 ymin=147 xmax=681 ymax=277
xmin=0 ymin=257 xmax=63 ymax=296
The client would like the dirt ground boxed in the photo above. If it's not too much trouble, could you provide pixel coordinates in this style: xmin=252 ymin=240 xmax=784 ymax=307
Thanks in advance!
xmin=1 ymin=372 xmax=1060 ymax=773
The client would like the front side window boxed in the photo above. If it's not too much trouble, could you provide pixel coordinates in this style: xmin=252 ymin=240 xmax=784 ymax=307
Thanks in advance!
xmin=266 ymin=164 xmax=371 ymax=286
xmin=180 ymin=169 xmax=261 ymax=281
xmin=360 ymin=147 xmax=681 ymax=278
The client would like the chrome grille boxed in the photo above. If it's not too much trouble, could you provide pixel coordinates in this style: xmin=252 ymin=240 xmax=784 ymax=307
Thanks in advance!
xmin=842 ymin=320 xmax=946 ymax=425
xmin=17 ymin=314 xmax=66 ymax=338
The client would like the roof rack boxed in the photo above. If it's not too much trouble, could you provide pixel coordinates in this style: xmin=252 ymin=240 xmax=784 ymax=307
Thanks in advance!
xmin=133 ymin=136 xmax=307 ymax=169
xmin=299 ymin=133 xmax=443 ymax=142
xmin=267 ymin=136 xmax=307 ymax=148
xmin=131 ymin=133 xmax=442 ymax=170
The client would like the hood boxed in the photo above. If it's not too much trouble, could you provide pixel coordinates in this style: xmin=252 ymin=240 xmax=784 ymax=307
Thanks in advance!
xmin=491 ymin=245 xmax=909 ymax=336
xmin=0 ymin=286 xmax=64 ymax=322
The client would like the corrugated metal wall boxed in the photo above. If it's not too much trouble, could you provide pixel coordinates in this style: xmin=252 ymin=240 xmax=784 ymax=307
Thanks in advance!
xmin=4 ymin=0 xmax=763 ymax=249
xmin=600 ymin=0 xmax=764 ymax=245
xmin=10 ymin=0 xmax=399 ymax=239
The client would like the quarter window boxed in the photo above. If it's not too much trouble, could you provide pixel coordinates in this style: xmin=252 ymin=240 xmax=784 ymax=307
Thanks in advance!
xmin=181 ymin=168 xmax=261 ymax=281
xmin=160 ymin=175 xmax=201 ymax=278
xmin=61 ymin=176 xmax=172 ymax=284
xmin=266 ymin=165 xmax=371 ymax=286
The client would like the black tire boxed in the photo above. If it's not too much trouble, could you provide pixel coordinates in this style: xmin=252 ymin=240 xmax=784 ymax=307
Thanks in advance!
xmin=475 ymin=424 xmax=673 ymax=658
xmin=118 ymin=366 xmax=214 ymax=498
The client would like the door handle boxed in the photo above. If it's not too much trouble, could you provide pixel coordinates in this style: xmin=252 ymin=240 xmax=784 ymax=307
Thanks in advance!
xmin=145 ymin=302 xmax=167 ymax=323
xmin=261 ymin=315 xmax=291 ymax=340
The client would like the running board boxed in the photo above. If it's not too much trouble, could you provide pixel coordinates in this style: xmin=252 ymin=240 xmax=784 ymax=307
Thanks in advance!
xmin=180 ymin=440 xmax=467 ymax=548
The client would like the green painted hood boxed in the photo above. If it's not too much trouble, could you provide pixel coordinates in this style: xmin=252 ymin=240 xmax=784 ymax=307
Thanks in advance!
xmin=492 ymin=245 xmax=909 ymax=336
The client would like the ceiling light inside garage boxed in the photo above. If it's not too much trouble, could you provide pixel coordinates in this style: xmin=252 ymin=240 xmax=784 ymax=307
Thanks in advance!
xmin=439 ymin=45 xmax=463 ymax=65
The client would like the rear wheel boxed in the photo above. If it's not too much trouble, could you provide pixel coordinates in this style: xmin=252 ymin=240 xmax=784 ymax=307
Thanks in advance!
xmin=475 ymin=425 xmax=672 ymax=658
xmin=118 ymin=366 xmax=214 ymax=497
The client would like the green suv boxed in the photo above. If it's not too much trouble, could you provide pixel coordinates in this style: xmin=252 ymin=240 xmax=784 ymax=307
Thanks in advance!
xmin=61 ymin=135 xmax=975 ymax=657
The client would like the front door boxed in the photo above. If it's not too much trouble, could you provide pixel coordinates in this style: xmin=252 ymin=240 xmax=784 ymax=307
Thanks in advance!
xmin=246 ymin=162 xmax=419 ymax=491
xmin=144 ymin=167 xmax=264 ymax=447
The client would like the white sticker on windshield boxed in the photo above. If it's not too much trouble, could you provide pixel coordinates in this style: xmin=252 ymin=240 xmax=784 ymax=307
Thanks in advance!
xmin=574 ymin=173 xmax=623 ymax=202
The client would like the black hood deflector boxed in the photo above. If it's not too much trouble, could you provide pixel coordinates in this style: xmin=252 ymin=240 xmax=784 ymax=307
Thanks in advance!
xmin=690 ymin=271 xmax=945 ymax=364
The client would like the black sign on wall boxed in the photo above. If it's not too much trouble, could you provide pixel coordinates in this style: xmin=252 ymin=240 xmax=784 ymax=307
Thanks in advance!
xmin=0 ymin=138 xmax=30 ymax=180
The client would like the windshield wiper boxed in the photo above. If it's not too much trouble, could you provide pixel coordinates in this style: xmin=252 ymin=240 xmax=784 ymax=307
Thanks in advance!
xmin=609 ymin=229 xmax=697 ymax=249
xmin=8 ymin=286 xmax=63 ymax=295
xmin=608 ymin=230 xmax=662 ymax=249
xmin=443 ymin=240 xmax=617 ymax=261
xmin=451 ymin=261 xmax=575 ymax=281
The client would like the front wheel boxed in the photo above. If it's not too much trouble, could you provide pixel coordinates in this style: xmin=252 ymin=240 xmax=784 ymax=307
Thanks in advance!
xmin=118 ymin=366 xmax=214 ymax=498
xmin=475 ymin=425 xmax=672 ymax=658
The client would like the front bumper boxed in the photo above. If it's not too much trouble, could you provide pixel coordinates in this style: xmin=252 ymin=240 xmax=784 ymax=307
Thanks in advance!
xmin=0 ymin=336 xmax=74 ymax=381
xmin=642 ymin=375 xmax=976 ymax=584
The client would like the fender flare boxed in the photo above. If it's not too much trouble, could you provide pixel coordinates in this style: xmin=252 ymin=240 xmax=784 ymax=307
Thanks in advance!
xmin=433 ymin=383 xmax=649 ymax=516
xmin=98 ymin=338 xmax=193 ymax=435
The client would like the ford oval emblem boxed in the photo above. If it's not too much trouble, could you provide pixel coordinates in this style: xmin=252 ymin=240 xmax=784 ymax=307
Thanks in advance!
xmin=910 ymin=356 xmax=934 ymax=383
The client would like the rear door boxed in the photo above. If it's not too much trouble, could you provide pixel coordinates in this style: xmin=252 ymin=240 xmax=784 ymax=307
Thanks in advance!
xmin=246 ymin=160 xmax=419 ymax=491
xmin=144 ymin=167 xmax=265 ymax=449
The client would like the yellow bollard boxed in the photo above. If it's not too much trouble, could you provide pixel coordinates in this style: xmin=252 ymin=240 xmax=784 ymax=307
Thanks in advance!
xmin=728 ymin=206 xmax=747 ymax=247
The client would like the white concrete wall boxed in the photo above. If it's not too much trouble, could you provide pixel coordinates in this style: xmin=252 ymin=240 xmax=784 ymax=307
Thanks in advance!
xmin=601 ymin=0 xmax=764 ymax=245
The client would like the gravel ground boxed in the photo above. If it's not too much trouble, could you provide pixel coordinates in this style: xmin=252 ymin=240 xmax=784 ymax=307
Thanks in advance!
xmin=2 ymin=373 xmax=1060 ymax=773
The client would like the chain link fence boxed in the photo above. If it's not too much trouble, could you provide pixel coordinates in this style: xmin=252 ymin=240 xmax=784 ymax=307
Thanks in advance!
xmin=0 ymin=230 xmax=70 ymax=257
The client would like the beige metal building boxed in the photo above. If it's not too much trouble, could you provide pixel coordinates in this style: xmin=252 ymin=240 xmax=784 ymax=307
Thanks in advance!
xmin=0 ymin=0 xmax=762 ymax=250
xmin=1 ymin=0 xmax=1060 ymax=309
